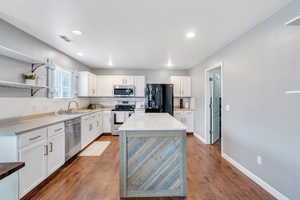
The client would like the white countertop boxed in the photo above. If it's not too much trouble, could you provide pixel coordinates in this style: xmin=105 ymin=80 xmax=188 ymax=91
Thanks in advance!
xmin=119 ymin=113 xmax=186 ymax=131
xmin=0 ymin=108 xmax=112 ymax=135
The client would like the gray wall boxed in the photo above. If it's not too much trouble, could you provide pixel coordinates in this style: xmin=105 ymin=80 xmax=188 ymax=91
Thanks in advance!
xmin=190 ymin=1 xmax=299 ymax=199
xmin=91 ymin=68 xmax=189 ymax=84
xmin=0 ymin=19 xmax=89 ymax=97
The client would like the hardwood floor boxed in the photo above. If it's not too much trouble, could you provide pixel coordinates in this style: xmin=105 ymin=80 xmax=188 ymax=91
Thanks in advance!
xmin=25 ymin=135 xmax=275 ymax=200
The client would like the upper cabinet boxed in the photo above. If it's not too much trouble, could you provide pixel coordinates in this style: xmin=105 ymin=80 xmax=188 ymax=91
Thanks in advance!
xmin=113 ymin=76 xmax=134 ymax=85
xmin=78 ymin=71 xmax=97 ymax=97
xmin=170 ymin=76 xmax=191 ymax=97
xmin=134 ymin=76 xmax=145 ymax=97
xmin=79 ymin=73 xmax=146 ymax=97
xmin=97 ymin=76 xmax=115 ymax=97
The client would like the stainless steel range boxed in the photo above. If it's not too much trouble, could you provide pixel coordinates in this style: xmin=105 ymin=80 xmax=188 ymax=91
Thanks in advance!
xmin=111 ymin=101 xmax=135 ymax=135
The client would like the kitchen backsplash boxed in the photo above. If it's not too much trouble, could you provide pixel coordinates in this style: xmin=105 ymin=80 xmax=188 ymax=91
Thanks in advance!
xmin=0 ymin=97 xmax=90 ymax=120
xmin=90 ymin=97 xmax=194 ymax=109
xmin=90 ymin=97 xmax=145 ymax=108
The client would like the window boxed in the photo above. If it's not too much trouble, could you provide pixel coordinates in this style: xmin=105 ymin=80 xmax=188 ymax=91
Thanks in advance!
xmin=49 ymin=66 xmax=76 ymax=98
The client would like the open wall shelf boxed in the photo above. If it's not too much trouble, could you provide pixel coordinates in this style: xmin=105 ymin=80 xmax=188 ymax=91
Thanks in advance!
xmin=0 ymin=80 xmax=48 ymax=89
xmin=0 ymin=80 xmax=48 ymax=96
xmin=0 ymin=44 xmax=45 ymax=64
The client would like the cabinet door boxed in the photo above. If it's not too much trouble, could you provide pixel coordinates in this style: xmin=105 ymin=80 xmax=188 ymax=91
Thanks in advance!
xmin=78 ymin=71 xmax=89 ymax=97
xmin=81 ymin=117 xmax=90 ymax=149
xmin=102 ymin=111 xmax=111 ymax=133
xmin=181 ymin=77 xmax=191 ymax=97
xmin=48 ymin=132 xmax=65 ymax=175
xmin=19 ymin=140 xmax=47 ymax=198
xmin=90 ymin=114 xmax=98 ymax=142
xmin=96 ymin=112 xmax=103 ymax=137
xmin=170 ymin=76 xmax=181 ymax=97
xmin=134 ymin=76 xmax=145 ymax=97
xmin=88 ymin=73 xmax=97 ymax=96
xmin=97 ymin=76 xmax=114 ymax=97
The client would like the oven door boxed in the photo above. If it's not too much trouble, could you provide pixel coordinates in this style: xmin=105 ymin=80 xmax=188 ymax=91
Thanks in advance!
xmin=112 ymin=111 xmax=133 ymax=135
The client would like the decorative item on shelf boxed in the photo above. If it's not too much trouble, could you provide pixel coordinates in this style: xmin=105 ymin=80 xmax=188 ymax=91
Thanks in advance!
xmin=23 ymin=72 xmax=36 ymax=85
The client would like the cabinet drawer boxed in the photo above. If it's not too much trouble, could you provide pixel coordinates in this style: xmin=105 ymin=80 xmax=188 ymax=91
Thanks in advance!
xmin=48 ymin=123 xmax=65 ymax=137
xmin=18 ymin=128 xmax=47 ymax=148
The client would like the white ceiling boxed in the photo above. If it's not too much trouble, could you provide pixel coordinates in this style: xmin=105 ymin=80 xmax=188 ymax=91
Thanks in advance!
xmin=0 ymin=0 xmax=291 ymax=69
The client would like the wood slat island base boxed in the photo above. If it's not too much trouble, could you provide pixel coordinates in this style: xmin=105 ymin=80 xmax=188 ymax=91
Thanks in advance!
xmin=119 ymin=113 xmax=187 ymax=198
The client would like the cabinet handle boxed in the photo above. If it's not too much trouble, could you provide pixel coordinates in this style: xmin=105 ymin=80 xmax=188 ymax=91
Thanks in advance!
xmin=29 ymin=135 xmax=41 ymax=141
xmin=44 ymin=145 xmax=48 ymax=156
xmin=49 ymin=142 xmax=53 ymax=152
xmin=54 ymin=128 xmax=63 ymax=133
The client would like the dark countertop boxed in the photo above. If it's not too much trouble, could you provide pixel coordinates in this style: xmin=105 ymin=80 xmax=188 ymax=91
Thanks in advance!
xmin=0 ymin=162 xmax=25 ymax=180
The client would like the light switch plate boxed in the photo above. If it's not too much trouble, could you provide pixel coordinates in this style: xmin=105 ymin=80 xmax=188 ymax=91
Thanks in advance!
xmin=225 ymin=105 xmax=230 ymax=111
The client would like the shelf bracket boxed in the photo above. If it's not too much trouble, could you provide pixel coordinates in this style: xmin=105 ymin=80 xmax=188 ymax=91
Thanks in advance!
xmin=31 ymin=63 xmax=47 ymax=73
xmin=31 ymin=88 xmax=42 ymax=96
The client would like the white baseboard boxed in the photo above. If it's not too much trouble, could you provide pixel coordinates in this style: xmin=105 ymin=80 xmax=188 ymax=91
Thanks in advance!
xmin=222 ymin=153 xmax=289 ymax=200
xmin=193 ymin=133 xmax=207 ymax=144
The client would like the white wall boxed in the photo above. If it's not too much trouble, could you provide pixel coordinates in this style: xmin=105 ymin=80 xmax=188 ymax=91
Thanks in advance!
xmin=190 ymin=1 xmax=299 ymax=199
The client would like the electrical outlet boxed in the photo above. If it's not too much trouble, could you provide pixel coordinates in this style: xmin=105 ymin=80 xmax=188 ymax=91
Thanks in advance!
xmin=257 ymin=156 xmax=263 ymax=165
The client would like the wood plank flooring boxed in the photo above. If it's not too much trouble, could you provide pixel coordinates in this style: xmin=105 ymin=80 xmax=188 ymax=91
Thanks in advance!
xmin=25 ymin=135 xmax=275 ymax=200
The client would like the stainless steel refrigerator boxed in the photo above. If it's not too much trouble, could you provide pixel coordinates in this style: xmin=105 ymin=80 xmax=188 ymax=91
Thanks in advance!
xmin=145 ymin=84 xmax=174 ymax=115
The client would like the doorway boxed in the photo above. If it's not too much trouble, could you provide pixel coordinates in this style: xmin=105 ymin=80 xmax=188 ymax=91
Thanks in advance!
xmin=205 ymin=63 xmax=223 ymax=152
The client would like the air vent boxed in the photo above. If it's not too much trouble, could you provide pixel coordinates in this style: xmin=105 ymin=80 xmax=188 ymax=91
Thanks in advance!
xmin=59 ymin=35 xmax=72 ymax=42
xmin=286 ymin=16 xmax=300 ymax=26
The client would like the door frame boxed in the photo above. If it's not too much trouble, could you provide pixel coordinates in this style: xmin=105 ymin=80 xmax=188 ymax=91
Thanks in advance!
xmin=204 ymin=62 xmax=223 ymax=148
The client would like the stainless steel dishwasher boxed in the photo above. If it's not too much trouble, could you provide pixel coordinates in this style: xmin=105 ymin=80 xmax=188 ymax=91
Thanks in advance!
xmin=65 ymin=118 xmax=81 ymax=161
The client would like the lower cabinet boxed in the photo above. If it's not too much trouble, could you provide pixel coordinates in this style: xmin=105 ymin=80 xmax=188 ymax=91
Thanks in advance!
xmin=81 ymin=111 xmax=104 ymax=150
xmin=102 ymin=111 xmax=112 ymax=133
xmin=18 ymin=123 xmax=65 ymax=198
xmin=174 ymin=111 xmax=194 ymax=133
xmin=19 ymin=139 xmax=47 ymax=198
xmin=47 ymin=132 xmax=65 ymax=175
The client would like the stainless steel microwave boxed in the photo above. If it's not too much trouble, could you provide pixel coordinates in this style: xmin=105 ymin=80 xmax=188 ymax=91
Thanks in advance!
xmin=113 ymin=85 xmax=135 ymax=96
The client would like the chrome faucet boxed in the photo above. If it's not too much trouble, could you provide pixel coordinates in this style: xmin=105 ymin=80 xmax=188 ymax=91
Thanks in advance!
xmin=67 ymin=100 xmax=79 ymax=113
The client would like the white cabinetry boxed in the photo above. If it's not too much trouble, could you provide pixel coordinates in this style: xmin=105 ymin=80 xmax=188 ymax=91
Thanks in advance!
xmin=81 ymin=112 xmax=104 ymax=150
xmin=102 ymin=111 xmax=112 ymax=133
xmin=82 ymin=75 xmax=145 ymax=97
xmin=18 ymin=124 xmax=66 ymax=198
xmin=113 ymin=76 xmax=134 ymax=85
xmin=78 ymin=71 xmax=97 ymax=97
xmin=134 ymin=76 xmax=145 ymax=97
xmin=18 ymin=128 xmax=47 ymax=198
xmin=170 ymin=76 xmax=191 ymax=97
xmin=47 ymin=123 xmax=65 ymax=175
xmin=174 ymin=111 xmax=194 ymax=133
xmin=97 ymin=76 xmax=114 ymax=97
xmin=96 ymin=112 xmax=103 ymax=137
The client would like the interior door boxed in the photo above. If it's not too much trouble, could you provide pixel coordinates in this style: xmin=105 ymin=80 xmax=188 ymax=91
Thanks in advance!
xmin=209 ymin=68 xmax=222 ymax=144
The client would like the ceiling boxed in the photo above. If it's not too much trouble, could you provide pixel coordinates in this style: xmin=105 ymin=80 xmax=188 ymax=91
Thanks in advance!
xmin=0 ymin=0 xmax=291 ymax=69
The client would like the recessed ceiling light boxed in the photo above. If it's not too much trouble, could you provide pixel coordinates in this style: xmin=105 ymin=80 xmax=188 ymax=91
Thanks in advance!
xmin=72 ymin=30 xmax=83 ymax=36
xmin=77 ymin=52 xmax=83 ymax=57
xmin=186 ymin=31 xmax=196 ymax=39
xmin=108 ymin=56 xmax=113 ymax=66
xmin=167 ymin=59 xmax=173 ymax=67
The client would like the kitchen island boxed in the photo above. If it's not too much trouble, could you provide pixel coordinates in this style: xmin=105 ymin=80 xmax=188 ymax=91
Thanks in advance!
xmin=119 ymin=113 xmax=187 ymax=198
